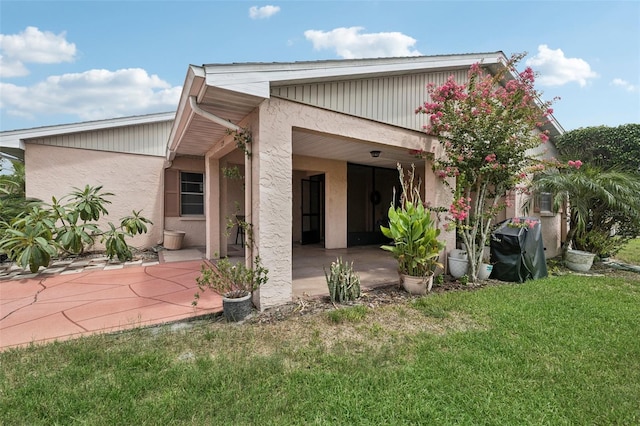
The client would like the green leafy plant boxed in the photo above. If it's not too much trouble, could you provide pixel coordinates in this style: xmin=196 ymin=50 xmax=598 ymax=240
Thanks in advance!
xmin=381 ymin=163 xmax=445 ymax=278
xmin=195 ymin=255 xmax=268 ymax=300
xmin=120 ymin=210 xmax=154 ymax=236
xmin=324 ymin=257 xmax=361 ymax=303
xmin=0 ymin=206 xmax=59 ymax=273
xmin=0 ymin=185 xmax=153 ymax=272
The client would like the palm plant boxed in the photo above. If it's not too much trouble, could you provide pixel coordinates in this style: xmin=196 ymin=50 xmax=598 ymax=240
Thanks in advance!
xmin=531 ymin=164 xmax=640 ymax=256
xmin=0 ymin=161 xmax=29 ymax=224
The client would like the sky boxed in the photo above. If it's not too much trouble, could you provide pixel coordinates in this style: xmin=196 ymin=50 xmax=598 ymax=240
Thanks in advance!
xmin=0 ymin=0 xmax=639 ymax=133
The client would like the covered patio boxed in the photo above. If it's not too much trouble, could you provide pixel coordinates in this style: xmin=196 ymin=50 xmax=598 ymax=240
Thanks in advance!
xmin=0 ymin=244 xmax=399 ymax=350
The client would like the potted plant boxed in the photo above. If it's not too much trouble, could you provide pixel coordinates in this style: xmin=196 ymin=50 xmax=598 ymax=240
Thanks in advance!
xmin=195 ymin=255 xmax=268 ymax=321
xmin=380 ymin=164 xmax=445 ymax=295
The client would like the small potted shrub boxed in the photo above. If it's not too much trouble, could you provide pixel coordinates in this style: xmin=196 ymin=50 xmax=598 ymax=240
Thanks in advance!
xmin=380 ymin=164 xmax=445 ymax=295
xmin=195 ymin=255 xmax=268 ymax=321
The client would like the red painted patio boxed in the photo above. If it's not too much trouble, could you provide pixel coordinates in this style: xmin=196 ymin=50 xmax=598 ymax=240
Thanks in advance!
xmin=0 ymin=260 xmax=222 ymax=351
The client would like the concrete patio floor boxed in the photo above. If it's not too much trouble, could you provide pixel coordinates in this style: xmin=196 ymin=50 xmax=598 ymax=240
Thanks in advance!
xmin=0 ymin=244 xmax=397 ymax=351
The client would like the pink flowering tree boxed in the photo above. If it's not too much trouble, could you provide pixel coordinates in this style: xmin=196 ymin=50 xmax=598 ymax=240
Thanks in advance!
xmin=415 ymin=53 xmax=557 ymax=282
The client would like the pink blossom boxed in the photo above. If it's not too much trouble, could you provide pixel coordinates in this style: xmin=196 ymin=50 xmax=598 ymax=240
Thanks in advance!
xmin=485 ymin=153 xmax=497 ymax=163
xmin=568 ymin=160 xmax=583 ymax=169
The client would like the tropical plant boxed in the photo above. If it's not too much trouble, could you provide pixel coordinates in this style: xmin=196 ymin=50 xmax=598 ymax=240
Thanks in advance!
xmin=0 ymin=206 xmax=58 ymax=272
xmin=530 ymin=164 xmax=640 ymax=257
xmin=0 ymin=160 xmax=30 ymax=225
xmin=0 ymin=184 xmax=153 ymax=272
xmin=324 ymin=257 xmax=361 ymax=303
xmin=381 ymin=163 xmax=445 ymax=277
xmin=414 ymin=52 xmax=557 ymax=282
xmin=195 ymin=255 xmax=268 ymax=300
xmin=547 ymin=124 xmax=640 ymax=247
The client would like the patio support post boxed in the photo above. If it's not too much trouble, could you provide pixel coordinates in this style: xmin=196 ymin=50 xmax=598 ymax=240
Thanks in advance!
xmin=423 ymin=158 xmax=455 ymax=257
xmin=251 ymin=103 xmax=293 ymax=310
xmin=205 ymin=153 xmax=222 ymax=259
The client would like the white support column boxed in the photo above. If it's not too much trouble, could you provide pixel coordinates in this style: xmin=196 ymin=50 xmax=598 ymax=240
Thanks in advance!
xmin=205 ymin=154 xmax=222 ymax=259
xmin=251 ymin=104 xmax=293 ymax=310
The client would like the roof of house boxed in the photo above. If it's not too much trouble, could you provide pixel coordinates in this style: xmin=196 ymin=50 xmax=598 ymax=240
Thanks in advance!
xmin=0 ymin=112 xmax=175 ymax=158
xmin=168 ymin=52 xmax=564 ymax=159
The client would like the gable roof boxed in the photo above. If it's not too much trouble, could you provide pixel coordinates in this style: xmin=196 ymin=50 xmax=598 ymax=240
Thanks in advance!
xmin=168 ymin=52 xmax=564 ymax=160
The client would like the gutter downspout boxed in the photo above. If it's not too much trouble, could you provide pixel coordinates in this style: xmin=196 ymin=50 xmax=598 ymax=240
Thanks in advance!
xmin=188 ymin=96 xmax=253 ymax=264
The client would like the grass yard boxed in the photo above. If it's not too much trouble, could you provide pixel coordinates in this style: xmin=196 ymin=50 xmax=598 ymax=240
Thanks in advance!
xmin=616 ymin=238 xmax=640 ymax=265
xmin=2 ymin=271 xmax=640 ymax=425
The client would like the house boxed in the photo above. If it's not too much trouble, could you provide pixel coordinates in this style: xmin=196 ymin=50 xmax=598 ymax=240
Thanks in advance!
xmin=0 ymin=51 xmax=565 ymax=310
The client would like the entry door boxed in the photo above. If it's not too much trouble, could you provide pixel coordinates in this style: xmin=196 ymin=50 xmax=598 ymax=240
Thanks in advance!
xmin=301 ymin=176 xmax=324 ymax=245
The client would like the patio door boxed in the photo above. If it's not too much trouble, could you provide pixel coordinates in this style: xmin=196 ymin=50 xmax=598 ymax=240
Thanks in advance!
xmin=301 ymin=175 xmax=324 ymax=245
xmin=347 ymin=164 xmax=398 ymax=246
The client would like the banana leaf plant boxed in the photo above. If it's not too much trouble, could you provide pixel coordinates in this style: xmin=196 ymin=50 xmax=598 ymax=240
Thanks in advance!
xmin=380 ymin=164 xmax=445 ymax=277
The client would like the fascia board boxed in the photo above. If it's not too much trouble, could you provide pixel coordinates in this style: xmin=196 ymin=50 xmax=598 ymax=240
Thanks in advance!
xmin=204 ymin=54 xmax=504 ymax=97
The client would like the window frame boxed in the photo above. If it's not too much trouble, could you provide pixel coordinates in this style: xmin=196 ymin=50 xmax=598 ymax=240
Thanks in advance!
xmin=179 ymin=171 xmax=204 ymax=216
xmin=536 ymin=191 xmax=554 ymax=216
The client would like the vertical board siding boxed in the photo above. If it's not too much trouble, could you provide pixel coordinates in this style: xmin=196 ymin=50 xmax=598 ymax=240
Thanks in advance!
xmin=27 ymin=120 xmax=172 ymax=157
xmin=271 ymin=70 xmax=469 ymax=132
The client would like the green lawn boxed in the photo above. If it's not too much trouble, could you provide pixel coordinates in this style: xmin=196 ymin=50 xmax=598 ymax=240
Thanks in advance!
xmin=2 ymin=272 xmax=640 ymax=425
xmin=616 ymin=238 xmax=640 ymax=265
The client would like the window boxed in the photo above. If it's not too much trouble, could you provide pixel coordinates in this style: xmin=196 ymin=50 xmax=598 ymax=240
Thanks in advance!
xmin=538 ymin=192 xmax=553 ymax=214
xmin=180 ymin=172 xmax=204 ymax=215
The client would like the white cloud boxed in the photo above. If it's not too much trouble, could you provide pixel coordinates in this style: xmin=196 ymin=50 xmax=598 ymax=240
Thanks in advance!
xmin=525 ymin=45 xmax=598 ymax=87
xmin=304 ymin=27 xmax=422 ymax=59
xmin=249 ymin=5 xmax=280 ymax=19
xmin=0 ymin=26 xmax=76 ymax=77
xmin=0 ymin=55 xmax=29 ymax=78
xmin=1 ymin=68 xmax=180 ymax=121
xmin=611 ymin=78 xmax=639 ymax=93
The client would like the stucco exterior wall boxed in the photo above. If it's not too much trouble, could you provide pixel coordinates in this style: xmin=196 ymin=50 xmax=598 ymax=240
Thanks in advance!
xmin=25 ymin=144 xmax=165 ymax=250
xmin=252 ymin=97 xmax=443 ymax=310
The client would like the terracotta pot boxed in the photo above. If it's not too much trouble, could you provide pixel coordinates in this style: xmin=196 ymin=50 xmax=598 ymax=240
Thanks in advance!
xmin=565 ymin=249 xmax=596 ymax=272
xmin=400 ymin=274 xmax=433 ymax=295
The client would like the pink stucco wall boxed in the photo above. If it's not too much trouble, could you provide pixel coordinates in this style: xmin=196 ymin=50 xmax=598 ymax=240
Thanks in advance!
xmin=25 ymin=144 xmax=165 ymax=250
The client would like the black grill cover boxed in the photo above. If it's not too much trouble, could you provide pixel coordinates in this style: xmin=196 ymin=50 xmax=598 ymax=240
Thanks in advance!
xmin=490 ymin=218 xmax=548 ymax=282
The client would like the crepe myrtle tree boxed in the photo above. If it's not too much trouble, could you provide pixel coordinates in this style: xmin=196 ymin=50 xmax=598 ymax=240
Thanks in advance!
xmin=415 ymin=52 xmax=560 ymax=283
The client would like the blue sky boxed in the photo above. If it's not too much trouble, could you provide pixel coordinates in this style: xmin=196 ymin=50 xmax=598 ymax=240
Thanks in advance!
xmin=1 ymin=0 xmax=638 ymax=132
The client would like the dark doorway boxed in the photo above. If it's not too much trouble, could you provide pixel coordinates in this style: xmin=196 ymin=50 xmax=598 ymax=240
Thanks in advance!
xmin=301 ymin=174 xmax=324 ymax=245
xmin=347 ymin=163 xmax=398 ymax=246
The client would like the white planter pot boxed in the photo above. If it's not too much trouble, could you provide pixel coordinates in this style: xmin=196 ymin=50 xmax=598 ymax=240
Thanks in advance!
xmin=565 ymin=249 xmax=596 ymax=272
xmin=449 ymin=249 xmax=467 ymax=259
xmin=478 ymin=263 xmax=493 ymax=280
xmin=448 ymin=257 xmax=469 ymax=278
xmin=400 ymin=274 xmax=433 ymax=295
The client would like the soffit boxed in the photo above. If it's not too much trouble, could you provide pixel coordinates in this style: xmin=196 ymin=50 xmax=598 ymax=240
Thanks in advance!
xmin=292 ymin=129 xmax=424 ymax=169
xmin=173 ymin=86 xmax=263 ymax=157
